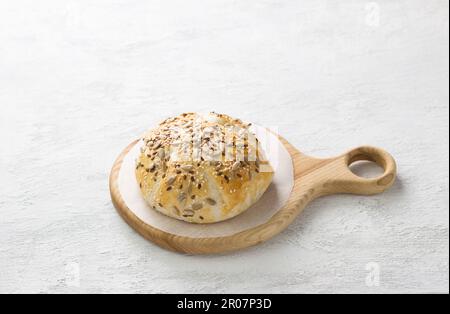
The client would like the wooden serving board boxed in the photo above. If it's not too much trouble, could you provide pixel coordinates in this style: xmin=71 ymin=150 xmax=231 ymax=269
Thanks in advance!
xmin=109 ymin=134 xmax=396 ymax=254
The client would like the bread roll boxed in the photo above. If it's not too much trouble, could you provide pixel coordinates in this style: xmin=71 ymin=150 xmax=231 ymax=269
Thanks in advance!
xmin=135 ymin=112 xmax=273 ymax=223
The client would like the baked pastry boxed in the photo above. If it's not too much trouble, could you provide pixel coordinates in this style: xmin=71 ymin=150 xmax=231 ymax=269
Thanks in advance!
xmin=135 ymin=112 xmax=273 ymax=223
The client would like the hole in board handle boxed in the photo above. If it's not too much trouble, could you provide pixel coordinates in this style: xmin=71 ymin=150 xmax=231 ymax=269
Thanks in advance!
xmin=349 ymin=160 xmax=384 ymax=179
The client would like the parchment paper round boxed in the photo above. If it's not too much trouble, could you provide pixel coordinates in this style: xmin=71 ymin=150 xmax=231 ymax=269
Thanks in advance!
xmin=118 ymin=125 xmax=294 ymax=238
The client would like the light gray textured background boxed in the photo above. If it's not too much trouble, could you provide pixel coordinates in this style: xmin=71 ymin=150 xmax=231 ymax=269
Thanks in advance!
xmin=0 ymin=0 xmax=448 ymax=294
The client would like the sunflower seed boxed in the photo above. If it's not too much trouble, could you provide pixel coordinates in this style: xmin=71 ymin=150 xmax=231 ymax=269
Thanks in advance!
xmin=158 ymin=148 xmax=165 ymax=159
xmin=192 ymin=202 xmax=203 ymax=211
xmin=177 ymin=192 xmax=186 ymax=203
xmin=182 ymin=209 xmax=194 ymax=217
xmin=167 ymin=175 xmax=177 ymax=185
xmin=181 ymin=164 xmax=193 ymax=171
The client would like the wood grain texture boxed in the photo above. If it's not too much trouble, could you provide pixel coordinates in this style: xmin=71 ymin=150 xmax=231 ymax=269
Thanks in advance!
xmin=109 ymin=135 xmax=396 ymax=254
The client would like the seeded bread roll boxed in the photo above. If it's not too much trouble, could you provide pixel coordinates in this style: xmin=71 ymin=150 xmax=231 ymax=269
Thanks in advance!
xmin=135 ymin=112 xmax=274 ymax=223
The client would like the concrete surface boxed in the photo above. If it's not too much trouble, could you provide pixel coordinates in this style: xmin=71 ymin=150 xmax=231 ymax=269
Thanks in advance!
xmin=0 ymin=0 xmax=448 ymax=293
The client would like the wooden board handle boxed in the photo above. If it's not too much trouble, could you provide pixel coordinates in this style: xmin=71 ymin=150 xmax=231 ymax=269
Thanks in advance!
xmin=319 ymin=146 xmax=397 ymax=196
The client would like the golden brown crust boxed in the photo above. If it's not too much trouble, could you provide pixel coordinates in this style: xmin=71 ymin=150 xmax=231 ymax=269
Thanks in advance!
xmin=135 ymin=112 xmax=273 ymax=223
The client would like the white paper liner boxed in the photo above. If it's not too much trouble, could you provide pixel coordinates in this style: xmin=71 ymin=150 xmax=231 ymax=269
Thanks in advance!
xmin=118 ymin=125 xmax=294 ymax=238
